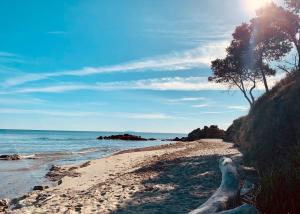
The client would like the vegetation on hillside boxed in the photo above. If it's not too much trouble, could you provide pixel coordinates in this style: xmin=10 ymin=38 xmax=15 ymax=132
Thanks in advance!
xmin=236 ymin=72 xmax=300 ymax=213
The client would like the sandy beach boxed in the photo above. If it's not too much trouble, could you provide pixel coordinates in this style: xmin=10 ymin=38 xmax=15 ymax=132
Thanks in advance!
xmin=6 ymin=139 xmax=242 ymax=214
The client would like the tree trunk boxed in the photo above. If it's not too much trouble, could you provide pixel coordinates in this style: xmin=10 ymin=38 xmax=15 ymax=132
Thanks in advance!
xmin=260 ymin=68 xmax=269 ymax=93
xmin=240 ymin=81 xmax=253 ymax=107
xmin=290 ymin=37 xmax=300 ymax=71
xmin=242 ymin=92 xmax=253 ymax=108
xmin=189 ymin=158 xmax=240 ymax=214
xmin=297 ymin=45 xmax=300 ymax=72
xmin=249 ymin=81 xmax=256 ymax=105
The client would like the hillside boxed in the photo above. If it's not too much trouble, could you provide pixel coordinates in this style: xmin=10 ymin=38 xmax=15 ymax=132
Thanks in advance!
xmin=227 ymin=72 xmax=300 ymax=213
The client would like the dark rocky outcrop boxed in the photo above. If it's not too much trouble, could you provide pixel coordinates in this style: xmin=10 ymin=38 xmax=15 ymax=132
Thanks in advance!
xmin=0 ymin=199 xmax=8 ymax=212
xmin=167 ymin=137 xmax=183 ymax=141
xmin=184 ymin=125 xmax=225 ymax=141
xmin=49 ymin=165 xmax=61 ymax=172
xmin=33 ymin=185 xmax=49 ymax=191
xmin=224 ymin=117 xmax=246 ymax=143
xmin=46 ymin=165 xmax=80 ymax=182
xmin=165 ymin=126 xmax=225 ymax=142
xmin=97 ymin=134 xmax=156 ymax=141
xmin=0 ymin=154 xmax=21 ymax=160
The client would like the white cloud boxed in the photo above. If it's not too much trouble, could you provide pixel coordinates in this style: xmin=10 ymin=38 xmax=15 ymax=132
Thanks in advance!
xmin=0 ymin=97 xmax=44 ymax=105
xmin=226 ymin=105 xmax=249 ymax=112
xmin=192 ymin=104 xmax=210 ymax=108
xmin=0 ymin=108 xmax=99 ymax=117
xmin=179 ymin=97 xmax=208 ymax=101
xmin=6 ymin=76 xmax=228 ymax=94
xmin=0 ymin=52 xmax=27 ymax=64
xmin=165 ymin=96 xmax=209 ymax=104
xmin=3 ymin=40 xmax=229 ymax=87
xmin=120 ymin=113 xmax=174 ymax=120
xmin=200 ymin=111 xmax=223 ymax=114
xmin=3 ymin=71 xmax=287 ymax=94
xmin=0 ymin=108 xmax=176 ymax=120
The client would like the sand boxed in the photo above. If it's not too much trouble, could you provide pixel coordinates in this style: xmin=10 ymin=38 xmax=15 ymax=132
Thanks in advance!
xmin=7 ymin=139 xmax=241 ymax=214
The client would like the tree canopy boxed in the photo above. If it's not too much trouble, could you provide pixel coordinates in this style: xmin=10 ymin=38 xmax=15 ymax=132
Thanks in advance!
xmin=209 ymin=0 xmax=298 ymax=106
xmin=285 ymin=0 xmax=300 ymax=14
xmin=255 ymin=2 xmax=300 ymax=70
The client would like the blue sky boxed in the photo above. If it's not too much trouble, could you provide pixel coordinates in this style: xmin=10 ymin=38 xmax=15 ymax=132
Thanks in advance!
xmin=0 ymin=0 xmax=280 ymax=133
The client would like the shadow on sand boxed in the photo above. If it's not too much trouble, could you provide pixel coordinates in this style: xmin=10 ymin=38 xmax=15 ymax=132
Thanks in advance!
xmin=112 ymin=153 xmax=238 ymax=214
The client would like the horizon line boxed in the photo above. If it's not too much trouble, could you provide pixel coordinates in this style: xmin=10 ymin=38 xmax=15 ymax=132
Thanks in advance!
xmin=0 ymin=128 xmax=187 ymax=135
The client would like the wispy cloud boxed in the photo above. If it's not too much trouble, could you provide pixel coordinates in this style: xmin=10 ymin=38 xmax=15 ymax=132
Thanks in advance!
xmin=0 ymin=108 xmax=98 ymax=117
xmin=179 ymin=97 xmax=208 ymax=101
xmin=192 ymin=104 xmax=210 ymax=108
xmin=5 ymin=76 xmax=228 ymax=94
xmin=0 ymin=52 xmax=27 ymax=64
xmin=165 ymin=96 xmax=209 ymax=104
xmin=0 ymin=108 xmax=176 ymax=120
xmin=226 ymin=105 xmax=249 ymax=112
xmin=199 ymin=111 xmax=223 ymax=114
xmin=2 ymin=72 xmax=287 ymax=94
xmin=0 ymin=97 xmax=44 ymax=105
xmin=3 ymin=40 xmax=229 ymax=87
xmin=121 ymin=113 xmax=175 ymax=120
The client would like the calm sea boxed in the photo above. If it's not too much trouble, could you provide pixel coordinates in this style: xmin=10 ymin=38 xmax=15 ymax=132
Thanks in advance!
xmin=0 ymin=129 xmax=185 ymax=199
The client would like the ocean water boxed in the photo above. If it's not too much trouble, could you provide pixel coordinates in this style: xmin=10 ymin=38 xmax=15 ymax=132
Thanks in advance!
xmin=0 ymin=129 xmax=185 ymax=199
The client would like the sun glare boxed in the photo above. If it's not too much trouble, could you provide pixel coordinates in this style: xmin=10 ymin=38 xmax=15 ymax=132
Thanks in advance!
xmin=246 ymin=0 xmax=272 ymax=13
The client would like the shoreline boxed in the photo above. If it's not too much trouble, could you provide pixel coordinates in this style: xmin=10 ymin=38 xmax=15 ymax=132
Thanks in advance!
xmin=0 ymin=133 xmax=179 ymax=200
xmin=6 ymin=139 xmax=243 ymax=214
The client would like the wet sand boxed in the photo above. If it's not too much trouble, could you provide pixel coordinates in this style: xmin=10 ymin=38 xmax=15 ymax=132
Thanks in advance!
xmin=7 ymin=139 xmax=241 ymax=214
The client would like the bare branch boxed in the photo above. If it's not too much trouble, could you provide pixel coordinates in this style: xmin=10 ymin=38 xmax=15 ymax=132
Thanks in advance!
xmin=277 ymin=65 xmax=291 ymax=73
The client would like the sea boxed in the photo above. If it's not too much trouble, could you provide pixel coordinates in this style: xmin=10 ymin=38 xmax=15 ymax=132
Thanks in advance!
xmin=0 ymin=129 xmax=186 ymax=199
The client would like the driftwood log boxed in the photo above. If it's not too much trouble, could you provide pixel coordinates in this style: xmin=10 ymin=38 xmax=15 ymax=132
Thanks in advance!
xmin=189 ymin=157 xmax=258 ymax=214
xmin=216 ymin=204 xmax=258 ymax=214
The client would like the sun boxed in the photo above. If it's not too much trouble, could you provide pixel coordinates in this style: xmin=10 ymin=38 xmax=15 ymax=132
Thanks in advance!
xmin=246 ymin=0 xmax=272 ymax=13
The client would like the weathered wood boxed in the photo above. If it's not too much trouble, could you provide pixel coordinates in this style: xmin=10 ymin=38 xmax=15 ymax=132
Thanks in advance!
xmin=189 ymin=157 xmax=240 ymax=214
xmin=216 ymin=204 xmax=258 ymax=214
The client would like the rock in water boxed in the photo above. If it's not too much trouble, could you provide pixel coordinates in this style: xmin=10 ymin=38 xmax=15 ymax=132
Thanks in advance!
xmin=49 ymin=165 xmax=61 ymax=171
xmin=0 ymin=199 xmax=8 ymax=212
xmin=0 ymin=154 xmax=21 ymax=160
xmin=33 ymin=186 xmax=49 ymax=191
xmin=97 ymin=134 xmax=151 ymax=141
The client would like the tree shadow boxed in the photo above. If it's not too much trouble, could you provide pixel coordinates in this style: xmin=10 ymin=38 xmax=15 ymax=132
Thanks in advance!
xmin=111 ymin=153 xmax=238 ymax=214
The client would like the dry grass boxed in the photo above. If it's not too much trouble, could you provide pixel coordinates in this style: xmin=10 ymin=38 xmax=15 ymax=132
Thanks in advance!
xmin=232 ymin=71 xmax=300 ymax=213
